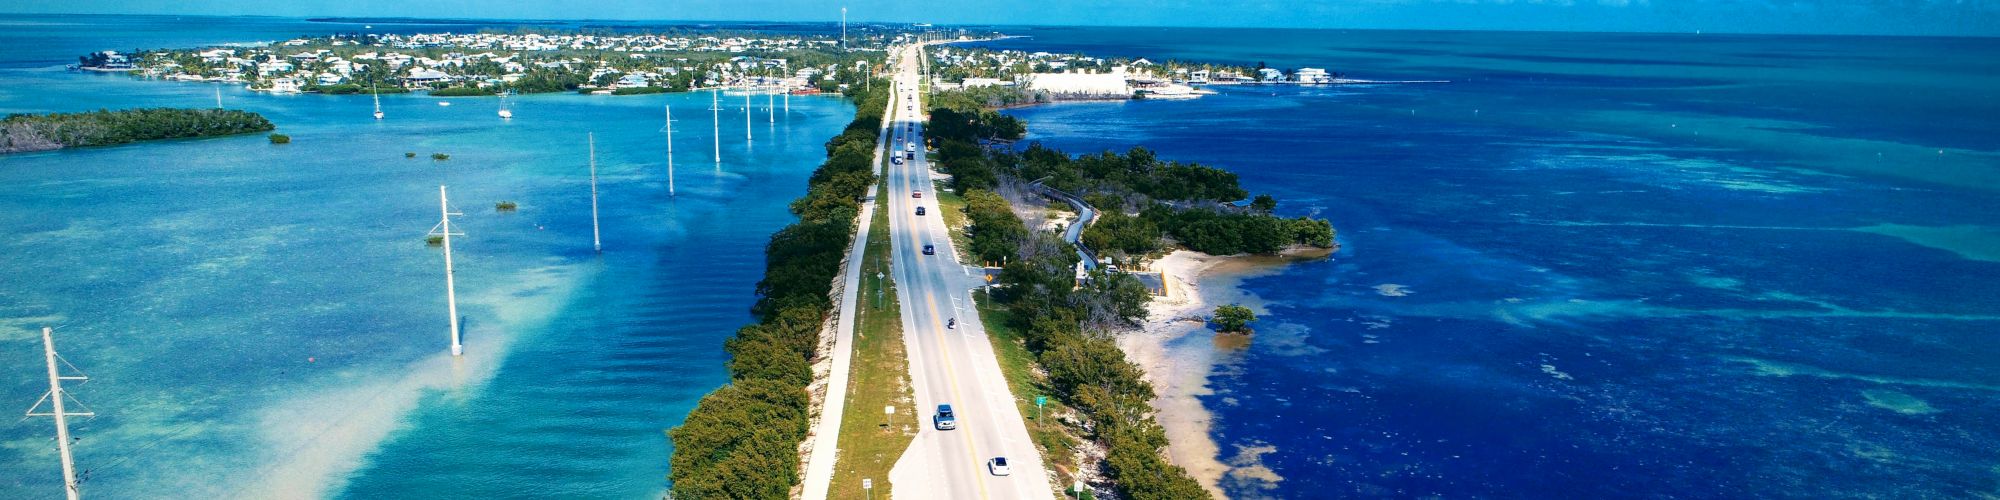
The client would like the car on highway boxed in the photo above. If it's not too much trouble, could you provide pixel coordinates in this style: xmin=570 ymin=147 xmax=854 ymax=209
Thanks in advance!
xmin=923 ymin=244 xmax=935 ymax=255
xmin=987 ymin=457 xmax=1012 ymax=476
xmin=906 ymin=151 xmax=915 ymax=160
xmin=934 ymin=404 xmax=956 ymax=430
xmin=915 ymin=206 xmax=926 ymax=216
xmin=891 ymin=156 xmax=902 ymax=165
xmin=912 ymin=192 xmax=922 ymax=198
xmin=906 ymin=142 xmax=916 ymax=152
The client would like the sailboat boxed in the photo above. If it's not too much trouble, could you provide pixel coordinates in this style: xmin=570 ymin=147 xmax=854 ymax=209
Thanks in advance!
xmin=372 ymin=84 xmax=384 ymax=120
xmin=498 ymin=91 xmax=514 ymax=119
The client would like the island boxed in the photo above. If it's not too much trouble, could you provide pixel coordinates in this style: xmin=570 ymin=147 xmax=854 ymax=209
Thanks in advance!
xmin=1 ymin=108 xmax=276 ymax=154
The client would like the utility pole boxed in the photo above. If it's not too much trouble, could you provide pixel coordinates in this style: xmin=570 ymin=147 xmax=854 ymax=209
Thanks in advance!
xmin=430 ymin=186 xmax=465 ymax=356
xmin=710 ymin=89 xmax=721 ymax=168
xmin=26 ymin=327 xmax=94 ymax=500
xmin=588 ymin=132 xmax=602 ymax=253
xmin=663 ymin=105 xmax=676 ymax=197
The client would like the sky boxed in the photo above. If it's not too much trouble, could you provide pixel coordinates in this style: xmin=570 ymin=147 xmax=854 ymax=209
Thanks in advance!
xmin=5 ymin=0 xmax=1998 ymax=36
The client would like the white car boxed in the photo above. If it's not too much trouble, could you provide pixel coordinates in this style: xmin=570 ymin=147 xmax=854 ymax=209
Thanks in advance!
xmin=987 ymin=457 xmax=1012 ymax=476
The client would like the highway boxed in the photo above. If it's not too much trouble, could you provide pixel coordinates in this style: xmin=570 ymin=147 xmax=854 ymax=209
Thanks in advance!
xmin=881 ymin=43 xmax=1057 ymax=500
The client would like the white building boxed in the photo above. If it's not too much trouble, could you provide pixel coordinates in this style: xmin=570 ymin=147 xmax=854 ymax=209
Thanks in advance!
xmin=1024 ymin=69 xmax=1129 ymax=97
xmin=1295 ymin=68 xmax=1332 ymax=84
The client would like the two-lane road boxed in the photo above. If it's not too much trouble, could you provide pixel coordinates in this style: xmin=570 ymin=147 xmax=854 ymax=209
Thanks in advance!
xmin=882 ymin=44 xmax=1056 ymax=500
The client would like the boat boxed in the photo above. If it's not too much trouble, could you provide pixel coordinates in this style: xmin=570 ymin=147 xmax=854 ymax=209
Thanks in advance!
xmin=438 ymin=101 xmax=451 ymax=107
xmin=497 ymin=91 xmax=513 ymax=119
xmin=372 ymin=84 xmax=384 ymax=119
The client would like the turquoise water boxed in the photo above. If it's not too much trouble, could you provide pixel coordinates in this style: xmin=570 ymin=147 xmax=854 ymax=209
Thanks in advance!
xmin=0 ymin=16 xmax=852 ymax=498
xmin=988 ymin=28 xmax=2000 ymax=497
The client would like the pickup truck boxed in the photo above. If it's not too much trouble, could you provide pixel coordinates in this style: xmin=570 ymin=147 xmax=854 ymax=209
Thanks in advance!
xmin=934 ymin=404 xmax=957 ymax=430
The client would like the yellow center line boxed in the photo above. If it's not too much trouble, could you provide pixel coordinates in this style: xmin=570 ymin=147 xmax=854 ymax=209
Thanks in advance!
xmin=891 ymin=75 xmax=996 ymax=499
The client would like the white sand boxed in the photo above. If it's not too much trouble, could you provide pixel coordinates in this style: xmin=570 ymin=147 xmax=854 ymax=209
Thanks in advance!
xmin=1119 ymin=247 xmax=1330 ymax=498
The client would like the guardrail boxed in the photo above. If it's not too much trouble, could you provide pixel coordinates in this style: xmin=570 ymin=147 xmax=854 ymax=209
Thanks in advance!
xmin=1027 ymin=180 xmax=1100 ymax=271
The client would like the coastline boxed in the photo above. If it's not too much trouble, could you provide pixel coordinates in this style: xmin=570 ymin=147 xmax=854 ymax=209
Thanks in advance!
xmin=1118 ymin=245 xmax=1333 ymax=498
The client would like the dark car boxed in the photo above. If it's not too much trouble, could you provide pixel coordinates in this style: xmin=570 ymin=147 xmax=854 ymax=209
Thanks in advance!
xmin=913 ymin=192 xmax=922 ymax=198
xmin=915 ymin=206 xmax=926 ymax=216
xmin=923 ymin=244 xmax=935 ymax=255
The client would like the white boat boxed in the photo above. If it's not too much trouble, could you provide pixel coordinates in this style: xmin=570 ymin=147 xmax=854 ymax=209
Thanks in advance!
xmin=372 ymin=84 xmax=384 ymax=119
xmin=438 ymin=101 xmax=451 ymax=107
xmin=497 ymin=91 xmax=513 ymax=119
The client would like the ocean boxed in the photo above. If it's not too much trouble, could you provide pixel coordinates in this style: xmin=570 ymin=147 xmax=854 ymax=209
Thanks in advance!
xmin=979 ymin=27 xmax=2000 ymax=497
xmin=0 ymin=15 xmax=853 ymax=498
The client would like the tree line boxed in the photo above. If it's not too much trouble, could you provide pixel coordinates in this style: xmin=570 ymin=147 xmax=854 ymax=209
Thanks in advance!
xmin=931 ymin=92 xmax=1214 ymax=498
xmin=927 ymin=90 xmax=1334 ymax=261
xmin=665 ymin=79 xmax=890 ymax=499
xmin=1 ymin=108 xmax=276 ymax=154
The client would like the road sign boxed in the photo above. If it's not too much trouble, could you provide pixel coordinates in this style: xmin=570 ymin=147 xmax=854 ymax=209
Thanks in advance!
xmin=984 ymin=274 xmax=994 ymax=283
xmin=863 ymin=479 xmax=873 ymax=489
xmin=885 ymin=405 xmax=895 ymax=414
xmin=1035 ymin=396 xmax=1047 ymax=407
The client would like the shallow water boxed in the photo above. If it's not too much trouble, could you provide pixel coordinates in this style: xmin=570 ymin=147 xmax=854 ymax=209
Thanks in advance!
xmin=0 ymin=15 xmax=852 ymax=498
xmin=991 ymin=28 xmax=2000 ymax=497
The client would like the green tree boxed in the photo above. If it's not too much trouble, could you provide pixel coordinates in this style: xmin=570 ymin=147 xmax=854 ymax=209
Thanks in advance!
xmin=1212 ymin=304 xmax=1255 ymax=333
xmin=1250 ymin=194 xmax=1276 ymax=213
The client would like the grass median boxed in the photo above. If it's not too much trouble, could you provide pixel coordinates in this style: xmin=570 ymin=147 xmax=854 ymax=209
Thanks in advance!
xmin=829 ymin=177 xmax=917 ymax=500
xmin=931 ymin=179 xmax=977 ymax=264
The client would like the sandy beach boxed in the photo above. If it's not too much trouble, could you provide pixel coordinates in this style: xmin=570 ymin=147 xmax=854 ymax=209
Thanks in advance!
xmin=1118 ymin=247 xmax=1332 ymax=497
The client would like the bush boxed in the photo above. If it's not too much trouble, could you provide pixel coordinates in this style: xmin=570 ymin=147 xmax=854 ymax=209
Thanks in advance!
xmin=494 ymin=201 xmax=517 ymax=211
xmin=431 ymin=153 xmax=449 ymax=161
xmin=267 ymin=133 xmax=289 ymax=144
xmin=610 ymin=86 xmax=668 ymax=95
xmin=424 ymin=235 xmax=443 ymax=246
xmin=404 ymin=152 xmax=416 ymax=158
xmin=429 ymin=86 xmax=492 ymax=97
xmin=1212 ymin=304 xmax=1255 ymax=333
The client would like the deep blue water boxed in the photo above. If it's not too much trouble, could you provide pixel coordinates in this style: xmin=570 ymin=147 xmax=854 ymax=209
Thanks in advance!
xmin=0 ymin=15 xmax=850 ymax=498
xmin=992 ymin=28 xmax=2000 ymax=498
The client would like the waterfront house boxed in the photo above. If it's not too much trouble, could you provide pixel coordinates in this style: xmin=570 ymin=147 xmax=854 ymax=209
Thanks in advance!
xmin=1257 ymin=67 xmax=1285 ymax=82
xmin=614 ymin=74 xmax=651 ymax=88
xmin=404 ymin=67 xmax=450 ymax=85
xmin=270 ymin=77 xmax=304 ymax=93
xmin=1295 ymin=68 xmax=1332 ymax=84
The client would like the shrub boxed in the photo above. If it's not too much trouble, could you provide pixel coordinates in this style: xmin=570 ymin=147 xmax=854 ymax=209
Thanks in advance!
xmin=405 ymin=152 xmax=416 ymax=158
xmin=495 ymin=201 xmax=517 ymax=211
xmin=429 ymin=86 xmax=491 ymax=97
xmin=1212 ymin=304 xmax=1255 ymax=333
xmin=267 ymin=133 xmax=290 ymax=144
xmin=424 ymin=235 xmax=443 ymax=246
xmin=431 ymin=153 xmax=449 ymax=161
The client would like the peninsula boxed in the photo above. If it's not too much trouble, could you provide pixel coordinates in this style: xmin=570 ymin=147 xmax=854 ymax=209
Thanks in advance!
xmin=0 ymin=108 xmax=275 ymax=154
